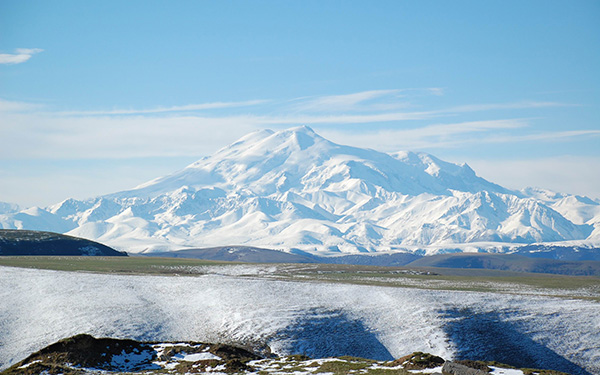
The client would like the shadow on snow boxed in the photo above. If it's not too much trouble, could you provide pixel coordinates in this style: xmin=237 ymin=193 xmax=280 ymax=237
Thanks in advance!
xmin=441 ymin=307 xmax=591 ymax=375
xmin=273 ymin=308 xmax=393 ymax=361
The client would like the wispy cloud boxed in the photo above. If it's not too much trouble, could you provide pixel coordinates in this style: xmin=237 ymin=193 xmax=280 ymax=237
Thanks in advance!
xmin=57 ymin=99 xmax=269 ymax=116
xmin=0 ymin=99 xmax=43 ymax=112
xmin=0 ymin=111 xmax=266 ymax=160
xmin=320 ymin=119 xmax=528 ymax=150
xmin=320 ymin=120 xmax=599 ymax=151
xmin=482 ymin=129 xmax=600 ymax=143
xmin=0 ymin=90 xmax=592 ymax=160
xmin=292 ymin=88 xmax=443 ymax=112
xmin=295 ymin=89 xmax=402 ymax=112
xmin=427 ymin=87 xmax=444 ymax=96
xmin=447 ymin=101 xmax=574 ymax=113
xmin=0 ymin=48 xmax=44 ymax=65
xmin=255 ymin=110 xmax=437 ymax=125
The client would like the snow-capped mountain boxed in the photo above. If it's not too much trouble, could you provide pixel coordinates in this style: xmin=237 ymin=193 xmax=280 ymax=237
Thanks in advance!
xmin=0 ymin=201 xmax=19 ymax=215
xmin=1 ymin=126 xmax=597 ymax=254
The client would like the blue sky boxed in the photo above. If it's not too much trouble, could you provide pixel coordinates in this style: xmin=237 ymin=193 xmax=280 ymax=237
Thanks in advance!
xmin=1 ymin=0 xmax=599 ymax=207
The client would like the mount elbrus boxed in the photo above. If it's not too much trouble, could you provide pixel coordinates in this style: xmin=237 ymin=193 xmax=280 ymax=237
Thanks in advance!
xmin=1 ymin=126 xmax=598 ymax=254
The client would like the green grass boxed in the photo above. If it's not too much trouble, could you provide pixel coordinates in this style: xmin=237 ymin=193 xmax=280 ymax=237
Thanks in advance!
xmin=313 ymin=360 xmax=410 ymax=374
xmin=291 ymin=269 xmax=599 ymax=293
xmin=313 ymin=360 xmax=371 ymax=374
xmin=0 ymin=256 xmax=231 ymax=275
xmin=0 ymin=256 xmax=598 ymax=300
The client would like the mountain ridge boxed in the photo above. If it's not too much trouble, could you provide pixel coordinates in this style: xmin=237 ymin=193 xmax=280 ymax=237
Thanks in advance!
xmin=1 ymin=126 xmax=598 ymax=254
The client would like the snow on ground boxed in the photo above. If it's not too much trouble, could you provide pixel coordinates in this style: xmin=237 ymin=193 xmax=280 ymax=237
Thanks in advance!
xmin=490 ymin=367 xmax=525 ymax=375
xmin=0 ymin=265 xmax=598 ymax=374
xmin=110 ymin=348 xmax=157 ymax=372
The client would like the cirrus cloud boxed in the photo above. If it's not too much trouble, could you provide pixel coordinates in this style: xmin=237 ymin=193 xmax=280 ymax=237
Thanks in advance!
xmin=0 ymin=48 xmax=44 ymax=65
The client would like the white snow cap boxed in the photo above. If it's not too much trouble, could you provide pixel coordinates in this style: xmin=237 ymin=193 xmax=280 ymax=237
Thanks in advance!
xmin=2 ymin=126 xmax=597 ymax=253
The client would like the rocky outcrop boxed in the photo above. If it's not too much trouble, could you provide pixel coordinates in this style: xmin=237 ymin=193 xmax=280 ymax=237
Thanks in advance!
xmin=1 ymin=334 xmax=574 ymax=375
xmin=391 ymin=351 xmax=445 ymax=370
xmin=442 ymin=361 xmax=490 ymax=375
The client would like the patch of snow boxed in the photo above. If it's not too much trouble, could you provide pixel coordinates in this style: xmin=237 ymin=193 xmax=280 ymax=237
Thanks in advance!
xmin=490 ymin=366 xmax=525 ymax=375
xmin=174 ymin=352 xmax=221 ymax=361
xmin=109 ymin=349 xmax=156 ymax=371
xmin=79 ymin=245 xmax=101 ymax=256
xmin=17 ymin=360 xmax=41 ymax=369
xmin=409 ymin=365 xmax=443 ymax=373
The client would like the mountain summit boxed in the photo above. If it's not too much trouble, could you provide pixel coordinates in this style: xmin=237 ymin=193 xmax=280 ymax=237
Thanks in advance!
xmin=1 ymin=126 xmax=598 ymax=253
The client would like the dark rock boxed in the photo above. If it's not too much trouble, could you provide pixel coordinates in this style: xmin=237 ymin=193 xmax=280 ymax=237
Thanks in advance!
xmin=209 ymin=343 xmax=262 ymax=362
xmin=2 ymin=334 xmax=156 ymax=374
xmin=455 ymin=360 xmax=491 ymax=372
xmin=443 ymin=361 xmax=490 ymax=375
xmin=392 ymin=351 xmax=445 ymax=370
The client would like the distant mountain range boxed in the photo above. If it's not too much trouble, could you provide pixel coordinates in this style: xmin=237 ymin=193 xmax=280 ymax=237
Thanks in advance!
xmin=1 ymin=126 xmax=599 ymax=255
xmin=142 ymin=245 xmax=600 ymax=276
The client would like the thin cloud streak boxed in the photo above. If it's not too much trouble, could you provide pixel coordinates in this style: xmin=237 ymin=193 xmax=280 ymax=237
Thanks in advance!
xmin=0 ymin=48 xmax=43 ymax=64
xmin=0 ymin=99 xmax=43 ymax=112
xmin=295 ymin=89 xmax=401 ymax=112
xmin=320 ymin=121 xmax=597 ymax=151
xmin=0 ymin=112 xmax=262 ymax=159
xmin=292 ymin=88 xmax=444 ymax=112
xmin=320 ymin=119 xmax=527 ymax=151
xmin=483 ymin=129 xmax=600 ymax=143
xmin=447 ymin=101 xmax=574 ymax=113
xmin=57 ymin=100 xmax=269 ymax=116
xmin=254 ymin=111 xmax=438 ymax=124
xmin=0 ymin=90 xmax=591 ymax=161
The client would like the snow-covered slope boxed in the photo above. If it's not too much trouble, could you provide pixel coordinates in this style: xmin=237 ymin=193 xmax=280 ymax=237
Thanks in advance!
xmin=1 ymin=266 xmax=598 ymax=374
xmin=1 ymin=126 xmax=597 ymax=253
xmin=521 ymin=187 xmax=600 ymax=242
xmin=0 ymin=201 xmax=19 ymax=215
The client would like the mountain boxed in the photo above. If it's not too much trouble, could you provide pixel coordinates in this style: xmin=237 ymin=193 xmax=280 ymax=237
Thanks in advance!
xmin=0 ymin=126 xmax=597 ymax=254
xmin=0 ymin=202 xmax=19 ymax=215
xmin=520 ymin=187 xmax=600 ymax=240
xmin=0 ymin=229 xmax=126 ymax=256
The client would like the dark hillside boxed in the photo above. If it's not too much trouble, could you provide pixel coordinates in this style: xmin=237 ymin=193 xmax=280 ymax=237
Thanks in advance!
xmin=144 ymin=246 xmax=421 ymax=266
xmin=406 ymin=253 xmax=600 ymax=276
xmin=0 ymin=230 xmax=126 ymax=256
xmin=514 ymin=245 xmax=600 ymax=261
xmin=145 ymin=246 xmax=316 ymax=263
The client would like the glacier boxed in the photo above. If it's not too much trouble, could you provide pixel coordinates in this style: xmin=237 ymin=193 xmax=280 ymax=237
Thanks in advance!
xmin=1 ymin=126 xmax=598 ymax=254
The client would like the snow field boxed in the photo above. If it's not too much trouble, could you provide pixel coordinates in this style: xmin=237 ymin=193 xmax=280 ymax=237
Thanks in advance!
xmin=0 ymin=265 xmax=598 ymax=374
